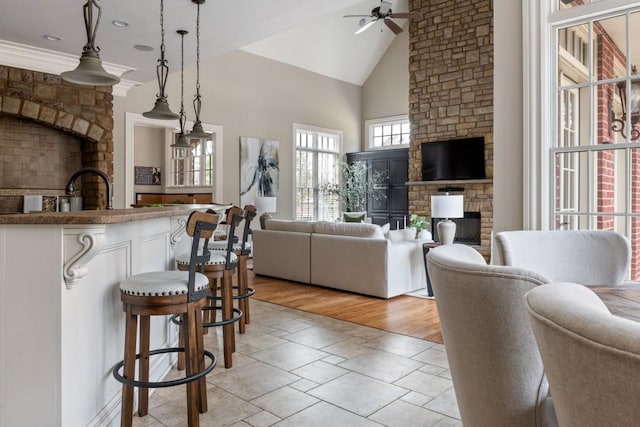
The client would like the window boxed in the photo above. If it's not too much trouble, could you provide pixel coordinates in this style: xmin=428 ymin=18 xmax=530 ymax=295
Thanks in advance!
xmin=171 ymin=133 xmax=214 ymax=187
xmin=294 ymin=124 xmax=341 ymax=221
xmin=366 ymin=115 xmax=410 ymax=149
xmin=532 ymin=2 xmax=640 ymax=279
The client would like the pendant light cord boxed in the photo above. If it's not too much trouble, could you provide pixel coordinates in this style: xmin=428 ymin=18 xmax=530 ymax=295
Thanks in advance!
xmin=196 ymin=2 xmax=201 ymax=95
xmin=179 ymin=30 xmax=186 ymax=134
xmin=160 ymin=0 xmax=165 ymax=60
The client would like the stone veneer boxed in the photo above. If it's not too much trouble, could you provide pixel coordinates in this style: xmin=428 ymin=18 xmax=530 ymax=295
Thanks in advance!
xmin=0 ymin=65 xmax=114 ymax=210
xmin=408 ymin=0 xmax=493 ymax=255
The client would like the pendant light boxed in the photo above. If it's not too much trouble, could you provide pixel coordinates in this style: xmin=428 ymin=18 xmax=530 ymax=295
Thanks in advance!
xmin=170 ymin=30 xmax=192 ymax=157
xmin=186 ymin=0 xmax=211 ymax=139
xmin=61 ymin=0 xmax=120 ymax=86
xmin=143 ymin=0 xmax=179 ymax=120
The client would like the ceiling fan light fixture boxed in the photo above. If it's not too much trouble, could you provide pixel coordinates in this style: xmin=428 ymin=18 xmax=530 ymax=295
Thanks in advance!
xmin=61 ymin=0 xmax=120 ymax=86
xmin=344 ymin=0 xmax=418 ymax=36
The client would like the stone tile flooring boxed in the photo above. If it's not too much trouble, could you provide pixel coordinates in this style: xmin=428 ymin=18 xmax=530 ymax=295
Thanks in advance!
xmin=133 ymin=300 xmax=460 ymax=427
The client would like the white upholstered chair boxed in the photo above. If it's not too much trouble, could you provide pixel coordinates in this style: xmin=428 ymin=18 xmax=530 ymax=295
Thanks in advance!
xmin=493 ymin=230 xmax=631 ymax=286
xmin=526 ymin=282 xmax=640 ymax=426
xmin=426 ymin=244 xmax=557 ymax=427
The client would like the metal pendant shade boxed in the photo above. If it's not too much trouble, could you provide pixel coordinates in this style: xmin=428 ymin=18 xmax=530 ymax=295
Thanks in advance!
xmin=171 ymin=30 xmax=192 ymax=154
xmin=143 ymin=0 xmax=179 ymax=120
xmin=61 ymin=0 xmax=120 ymax=86
xmin=144 ymin=97 xmax=179 ymax=120
xmin=187 ymin=120 xmax=210 ymax=139
xmin=186 ymin=0 xmax=211 ymax=139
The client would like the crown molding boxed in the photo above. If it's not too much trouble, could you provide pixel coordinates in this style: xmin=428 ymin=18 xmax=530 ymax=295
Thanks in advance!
xmin=0 ymin=39 xmax=140 ymax=97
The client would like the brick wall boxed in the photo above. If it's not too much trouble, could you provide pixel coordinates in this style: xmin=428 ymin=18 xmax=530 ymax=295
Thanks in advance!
xmin=408 ymin=0 xmax=493 ymax=255
xmin=0 ymin=65 xmax=114 ymax=210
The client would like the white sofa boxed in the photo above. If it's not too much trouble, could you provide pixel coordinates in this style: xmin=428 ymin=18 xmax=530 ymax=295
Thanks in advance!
xmin=252 ymin=219 xmax=428 ymax=298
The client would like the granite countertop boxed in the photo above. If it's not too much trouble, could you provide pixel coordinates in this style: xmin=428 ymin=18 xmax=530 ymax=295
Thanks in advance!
xmin=0 ymin=205 xmax=212 ymax=225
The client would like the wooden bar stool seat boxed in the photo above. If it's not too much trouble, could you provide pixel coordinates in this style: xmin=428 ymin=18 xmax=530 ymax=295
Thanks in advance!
xmin=112 ymin=211 xmax=218 ymax=427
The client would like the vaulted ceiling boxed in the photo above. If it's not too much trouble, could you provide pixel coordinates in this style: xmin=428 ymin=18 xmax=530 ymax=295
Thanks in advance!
xmin=0 ymin=0 xmax=411 ymax=87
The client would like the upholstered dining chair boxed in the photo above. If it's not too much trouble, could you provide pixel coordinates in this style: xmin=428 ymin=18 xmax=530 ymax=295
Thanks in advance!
xmin=426 ymin=244 xmax=558 ymax=427
xmin=493 ymin=230 xmax=631 ymax=286
xmin=526 ymin=282 xmax=640 ymax=427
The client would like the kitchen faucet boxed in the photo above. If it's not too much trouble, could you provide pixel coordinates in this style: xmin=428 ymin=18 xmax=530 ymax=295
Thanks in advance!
xmin=65 ymin=167 xmax=113 ymax=210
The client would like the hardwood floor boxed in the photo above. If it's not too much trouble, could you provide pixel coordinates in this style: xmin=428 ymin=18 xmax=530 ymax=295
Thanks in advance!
xmin=249 ymin=271 xmax=443 ymax=344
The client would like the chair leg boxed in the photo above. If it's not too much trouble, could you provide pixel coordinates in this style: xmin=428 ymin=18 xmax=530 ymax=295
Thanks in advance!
xmin=177 ymin=314 xmax=185 ymax=371
xmin=120 ymin=306 xmax=138 ymax=427
xmin=137 ymin=315 xmax=150 ymax=417
xmin=184 ymin=305 xmax=201 ymax=427
xmin=222 ymin=270 xmax=235 ymax=367
xmin=238 ymin=255 xmax=250 ymax=331
xmin=195 ymin=301 xmax=208 ymax=413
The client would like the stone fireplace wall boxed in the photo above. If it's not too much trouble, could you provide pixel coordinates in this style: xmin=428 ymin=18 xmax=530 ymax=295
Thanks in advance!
xmin=408 ymin=0 xmax=493 ymax=255
xmin=0 ymin=65 xmax=114 ymax=210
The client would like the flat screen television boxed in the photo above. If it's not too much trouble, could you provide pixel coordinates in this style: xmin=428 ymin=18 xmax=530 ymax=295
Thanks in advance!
xmin=421 ymin=137 xmax=486 ymax=181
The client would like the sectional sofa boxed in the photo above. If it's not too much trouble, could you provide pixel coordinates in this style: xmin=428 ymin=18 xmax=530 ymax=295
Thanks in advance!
xmin=252 ymin=219 xmax=428 ymax=298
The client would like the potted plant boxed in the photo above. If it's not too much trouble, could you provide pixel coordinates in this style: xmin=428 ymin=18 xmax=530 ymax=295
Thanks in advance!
xmin=410 ymin=214 xmax=431 ymax=239
xmin=321 ymin=160 xmax=387 ymax=212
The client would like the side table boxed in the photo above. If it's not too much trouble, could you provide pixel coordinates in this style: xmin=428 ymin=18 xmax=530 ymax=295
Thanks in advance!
xmin=422 ymin=241 xmax=440 ymax=298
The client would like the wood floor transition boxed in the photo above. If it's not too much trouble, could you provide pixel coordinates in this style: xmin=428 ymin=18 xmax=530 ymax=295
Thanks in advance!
xmin=249 ymin=270 xmax=443 ymax=344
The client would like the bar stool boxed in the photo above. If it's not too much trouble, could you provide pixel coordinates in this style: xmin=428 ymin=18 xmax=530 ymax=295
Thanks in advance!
xmin=209 ymin=205 xmax=257 ymax=334
xmin=112 ymin=211 xmax=218 ymax=427
xmin=175 ymin=206 xmax=244 ymax=368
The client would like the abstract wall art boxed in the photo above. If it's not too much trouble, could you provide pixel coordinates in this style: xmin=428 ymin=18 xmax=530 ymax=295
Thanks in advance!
xmin=239 ymin=137 xmax=279 ymax=207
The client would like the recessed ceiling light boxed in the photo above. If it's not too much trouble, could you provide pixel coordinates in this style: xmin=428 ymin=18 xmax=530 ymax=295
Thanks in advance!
xmin=112 ymin=19 xmax=129 ymax=28
xmin=43 ymin=35 xmax=61 ymax=41
xmin=134 ymin=44 xmax=154 ymax=52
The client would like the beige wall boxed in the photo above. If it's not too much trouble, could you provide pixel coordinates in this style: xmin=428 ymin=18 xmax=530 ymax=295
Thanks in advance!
xmin=114 ymin=50 xmax=362 ymax=219
xmin=133 ymin=126 xmax=164 ymax=194
xmin=493 ymin=0 xmax=523 ymax=231
xmin=361 ymin=30 xmax=410 ymax=128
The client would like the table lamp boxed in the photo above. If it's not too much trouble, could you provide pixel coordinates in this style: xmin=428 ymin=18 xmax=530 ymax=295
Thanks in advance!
xmin=256 ymin=196 xmax=277 ymax=229
xmin=431 ymin=194 xmax=464 ymax=245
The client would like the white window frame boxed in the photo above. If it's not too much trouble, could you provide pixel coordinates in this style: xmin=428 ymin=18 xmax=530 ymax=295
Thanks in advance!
xmin=167 ymin=132 xmax=215 ymax=189
xmin=292 ymin=123 xmax=342 ymax=221
xmin=365 ymin=115 xmax=410 ymax=150
xmin=523 ymin=0 xmax=640 ymax=230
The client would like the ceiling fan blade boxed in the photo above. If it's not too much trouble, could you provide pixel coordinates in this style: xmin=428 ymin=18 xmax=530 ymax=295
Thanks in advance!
xmin=384 ymin=18 xmax=403 ymax=35
xmin=355 ymin=19 xmax=377 ymax=35
xmin=388 ymin=12 xmax=421 ymax=19
xmin=343 ymin=14 xmax=372 ymax=18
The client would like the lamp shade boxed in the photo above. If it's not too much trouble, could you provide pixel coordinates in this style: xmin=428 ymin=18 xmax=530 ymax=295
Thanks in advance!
xmin=431 ymin=195 xmax=464 ymax=219
xmin=256 ymin=196 xmax=277 ymax=213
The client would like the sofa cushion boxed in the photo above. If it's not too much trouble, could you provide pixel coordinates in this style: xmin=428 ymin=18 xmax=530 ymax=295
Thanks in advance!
xmin=265 ymin=219 xmax=315 ymax=233
xmin=313 ymin=221 xmax=384 ymax=239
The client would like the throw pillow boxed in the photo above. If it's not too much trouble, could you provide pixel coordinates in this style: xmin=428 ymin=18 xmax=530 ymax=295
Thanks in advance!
xmin=386 ymin=227 xmax=417 ymax=242
xmin=343 ymin=212 xmax=366 ymax=223
xmin=380 ymin=223 xmax=390 ymax=235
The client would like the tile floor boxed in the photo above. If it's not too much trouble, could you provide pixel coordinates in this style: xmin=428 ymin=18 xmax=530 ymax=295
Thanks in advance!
xmin=134 ymin=300 xmax=461 ymax=427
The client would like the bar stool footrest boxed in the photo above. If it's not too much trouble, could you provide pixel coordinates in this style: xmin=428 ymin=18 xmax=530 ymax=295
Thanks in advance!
xmin=170 ymin=307 xmax=243 ymax=328
xmin=112 ymin=347 xmax=216 ymax=388
xmin=232 ymin=286 xmax=255 ymax=300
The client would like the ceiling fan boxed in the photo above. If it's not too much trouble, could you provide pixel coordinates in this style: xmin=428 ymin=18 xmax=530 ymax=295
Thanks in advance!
xmin=343 ymin=1 xmax=421 ymax=35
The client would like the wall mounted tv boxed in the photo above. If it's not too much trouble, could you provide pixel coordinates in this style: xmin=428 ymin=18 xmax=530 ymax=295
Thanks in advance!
xmin=421 ymin=137 xmax=486 ymax=181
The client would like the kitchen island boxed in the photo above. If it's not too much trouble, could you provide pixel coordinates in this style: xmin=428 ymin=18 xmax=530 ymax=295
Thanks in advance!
xmin=0 ymin=206 xmax=209 ymax=427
